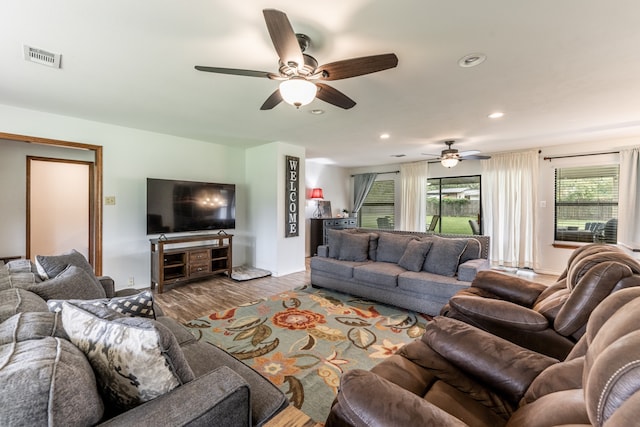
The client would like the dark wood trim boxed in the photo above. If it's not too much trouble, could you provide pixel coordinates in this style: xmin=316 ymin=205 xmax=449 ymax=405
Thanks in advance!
xmin=0 ymin=132 xmax=103 ymax=275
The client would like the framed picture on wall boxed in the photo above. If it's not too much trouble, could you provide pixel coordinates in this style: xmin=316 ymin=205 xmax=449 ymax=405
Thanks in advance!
xmin=319 ymin=201 xmax=332 ymax=218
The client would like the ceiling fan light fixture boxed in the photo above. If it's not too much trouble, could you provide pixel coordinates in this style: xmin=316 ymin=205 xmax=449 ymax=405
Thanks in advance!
xmin=441 ymin=156 xmax=459 ymax=168
xmin=279 ymin=78 xmax=317 ymax=108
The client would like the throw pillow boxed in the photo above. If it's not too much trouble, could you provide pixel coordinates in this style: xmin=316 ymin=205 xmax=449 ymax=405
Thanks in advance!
xmin=423 ymin=236 xmax=469 ymax=277
xmin=376 ymin=233 xmax=419 ymax=264
xmin=459 ymin=238 xmax=482 ymax=264
xmin=398 ymin=240 xmax=433 ymax=272
xmin=60 ymin=301 xmax=195 ymax=412
xmin=326 ymin=229 xmax=345 ymax=259
xmin=338 ymin=232 xmax=370 ymax=262
xmin=47 ymin=290 xmax=156 ymax=319
xmin=28 ymin=264 xmax=106 ymax=301
xmin=35 ymin=249 xmax=99 ymax=284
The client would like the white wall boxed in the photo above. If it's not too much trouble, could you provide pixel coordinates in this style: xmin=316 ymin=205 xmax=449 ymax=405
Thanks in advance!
xmin=246 ymin=142 xmax=306 ymax=276
xmin=0 ymin=103 xmax=248 ymax=290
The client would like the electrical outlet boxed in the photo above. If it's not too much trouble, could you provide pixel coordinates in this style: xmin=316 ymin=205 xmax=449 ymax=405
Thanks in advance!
xmin=105 ymin=196 xmax=116 ymax=206
xmin=128 ymin=276 xmax=134 ymax=286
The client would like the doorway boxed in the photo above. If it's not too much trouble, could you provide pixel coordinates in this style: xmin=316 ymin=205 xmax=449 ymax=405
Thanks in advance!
xmin=0 ymin=132 xmax=103 ymax=274
xmin=27 ymin=157 xmax=94 ymax=263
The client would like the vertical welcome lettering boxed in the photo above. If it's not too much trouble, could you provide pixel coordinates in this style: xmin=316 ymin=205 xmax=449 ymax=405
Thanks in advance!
xmin=285 ymin=156 xmax=299 ymax=237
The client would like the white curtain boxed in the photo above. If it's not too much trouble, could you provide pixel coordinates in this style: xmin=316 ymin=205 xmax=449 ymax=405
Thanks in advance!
xmin=618 ymin=147 xmax=640 ymax=246
xmin=482 ymin=150 xmax=538 ymax=268
xmin=399 ymin=161 xmax=428 ymax=231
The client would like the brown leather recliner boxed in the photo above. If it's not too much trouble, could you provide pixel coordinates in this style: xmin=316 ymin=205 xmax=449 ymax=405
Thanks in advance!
xmin=440 ymin=243 xmax=640 ymax=359
xmin=326 ymin=287 xmax=640 ymax=427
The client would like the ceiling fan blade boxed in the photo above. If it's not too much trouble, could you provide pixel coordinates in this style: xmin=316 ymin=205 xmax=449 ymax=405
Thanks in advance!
xmin=195 ymin=66 xmax=274 ymax=78
xmin=316 ymin=83 xmax=356 ymax=109
xmin=317 ymin=54 xmax=398 ymax=81
xmin=460 ymin=154 xmax=491 ymax=160
xmin=263 ymin=9 xmax=304 ymax=69
xmin=260 ymin=89 xmax=283 ymax=110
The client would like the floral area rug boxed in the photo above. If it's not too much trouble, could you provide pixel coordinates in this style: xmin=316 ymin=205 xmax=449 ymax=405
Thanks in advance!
xmin=185 ymin=285 xmax=430 ymax=423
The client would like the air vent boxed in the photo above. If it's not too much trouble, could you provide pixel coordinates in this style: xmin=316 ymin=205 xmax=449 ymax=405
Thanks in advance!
xmin=23 ymin=45 xmax=61 ymax=68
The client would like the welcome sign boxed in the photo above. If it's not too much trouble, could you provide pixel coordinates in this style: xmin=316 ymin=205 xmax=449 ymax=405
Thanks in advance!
xmin=285 ymin=155 xmax=299 ymax=237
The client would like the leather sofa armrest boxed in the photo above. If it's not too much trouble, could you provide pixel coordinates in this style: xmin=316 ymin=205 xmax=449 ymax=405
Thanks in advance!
xmin=449 ymin=295 xmax=549 ymax=331
xmin=326 ymin=369 xmax=467 ymax=427
xmin=471 ymin=270 xmax=548 ymax=306
xmin=423 ymin=317 xmax=557 ymax=401
xmin=99 ymin=366 xmax=250 ymax=427
xmin=317 ymin=245 xmax=329 ymax=257
xmin=458 ymin=258 xmax=490 ymax=282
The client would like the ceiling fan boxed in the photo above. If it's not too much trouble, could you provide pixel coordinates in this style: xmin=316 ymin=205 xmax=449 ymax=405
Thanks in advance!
xmin=194 ymin=8 xmax=398 ymax=110
xmin=423 ymin=140 xmax=491 ymax=168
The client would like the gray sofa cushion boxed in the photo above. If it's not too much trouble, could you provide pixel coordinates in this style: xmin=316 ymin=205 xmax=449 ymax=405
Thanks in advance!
xmin=398 ymin=271 xmax=470 ymax=302
xmin=423 ymin=236 xmax=469 ymax=277
xmin=339 ymin=232 xmax=370 ymax=262
xmin=0 ymin=288 xmax=48 ymax=323
xmin=60 ymin=301 xmax=195 ymax=412
xmin=376 ymin=233 xmax=419 ymax=264
xmin=27 ymin=264 xmax=107 ymax=301
xmin=398 ymin=240 xmax=433 ymax=272
xmin=353 ymin=262 xmax=406 ymax=288
xmin=310 ymin=256 xmax=367 ymax=279
xmin=0 ymin=311 xmax=67 ymax=345
xmin=0 ymin=337 xmax=104 ymax=426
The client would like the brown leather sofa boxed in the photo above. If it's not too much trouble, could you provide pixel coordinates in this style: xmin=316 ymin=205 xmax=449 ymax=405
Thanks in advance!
xmin=440 ymin=243 xmax=640 ymax=359
xmin=326 ymin=287 xmax=640 ymax=426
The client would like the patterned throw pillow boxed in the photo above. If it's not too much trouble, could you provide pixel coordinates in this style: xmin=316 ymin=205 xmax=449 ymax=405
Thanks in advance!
xmin=48 ymin=290 xmax=156 ymax=319
xmin=60 ymin=301 xmax=195 ymax=412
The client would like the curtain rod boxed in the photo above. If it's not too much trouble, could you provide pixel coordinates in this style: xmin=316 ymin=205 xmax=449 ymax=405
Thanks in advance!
xmin=543 ymin=151 xmax=619 ymax=161
xmin=351 ymin=170 xmax=399 ymax=177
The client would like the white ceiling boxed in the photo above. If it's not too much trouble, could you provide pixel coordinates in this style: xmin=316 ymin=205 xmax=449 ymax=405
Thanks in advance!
xmin=2 ymin=1 xmax=640 ymax=167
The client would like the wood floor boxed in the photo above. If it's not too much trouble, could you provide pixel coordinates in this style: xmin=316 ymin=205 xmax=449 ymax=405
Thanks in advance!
xmin=152 ymin=265 xmax=310 ymax=323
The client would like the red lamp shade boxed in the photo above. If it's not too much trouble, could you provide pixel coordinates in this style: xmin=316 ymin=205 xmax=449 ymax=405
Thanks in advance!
xmin=310 ymin=188 xmax=324 ymax=200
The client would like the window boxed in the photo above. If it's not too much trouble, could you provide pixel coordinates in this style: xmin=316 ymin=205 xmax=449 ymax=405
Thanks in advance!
xmin=359 ymin=179 xmax=395 ymax=229
xmin=427 ymin=175 xmax=481 ymax=234
xmin=554 ymin=165 xmax=619 ymax=243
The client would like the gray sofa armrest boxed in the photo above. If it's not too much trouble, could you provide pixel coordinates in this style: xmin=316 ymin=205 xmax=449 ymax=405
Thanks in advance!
xmin=457 ymin=258 xmax=490 ymax=282
xmin=99 ymin=366 xmax=250 ymax=427
xmin=98 ymin=276 xmax=116 ymax=298
xmin=317 ymin=245 xmax=329 ymax=257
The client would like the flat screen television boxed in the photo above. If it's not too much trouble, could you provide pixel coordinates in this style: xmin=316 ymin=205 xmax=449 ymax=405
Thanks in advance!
xmin=146 ymin=178 xmax=236 ymax=234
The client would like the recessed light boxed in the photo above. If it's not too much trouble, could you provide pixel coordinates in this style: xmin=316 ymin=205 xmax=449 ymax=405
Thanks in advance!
xmin=390 ymin=154 xmax=406 ymax=158
xmin=309 ymin=109 xmax=325 ymax=115
xmin=458 ymin=53 xmax=486 ymax=68
xmin=488 ymin=112 xmax=504 ymax=119
xmin=380 ymin=133 xmax=390 ymax=139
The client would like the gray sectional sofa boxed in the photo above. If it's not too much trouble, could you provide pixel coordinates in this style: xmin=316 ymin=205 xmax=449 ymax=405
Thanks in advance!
xmin=310 ymin=229 xmax=490 ymax=315
xmin=0 ymin=255 xmax=287 ymax=426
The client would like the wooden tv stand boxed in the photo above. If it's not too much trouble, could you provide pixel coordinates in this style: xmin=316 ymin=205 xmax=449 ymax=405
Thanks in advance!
xmin=150 ymin=233 xmax=232 ymax=293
